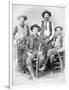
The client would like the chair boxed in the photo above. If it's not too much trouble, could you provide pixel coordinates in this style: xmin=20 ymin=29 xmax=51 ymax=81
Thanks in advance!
xmin=32 ymin=57 xmax=39 ymax=78
xmin=53 ymin=51 xmax=64 ymax=72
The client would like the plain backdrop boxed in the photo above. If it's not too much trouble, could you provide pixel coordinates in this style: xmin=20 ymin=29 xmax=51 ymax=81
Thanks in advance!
xmin=12 ymin=4 xmax=65 ymax=85
xmin=13 ymin=4 xmax=65 ymax=29
xmin=0 ymin=0 xmax=69 ymax=90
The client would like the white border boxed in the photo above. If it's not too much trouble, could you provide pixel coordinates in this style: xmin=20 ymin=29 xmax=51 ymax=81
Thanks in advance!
xmin=9 ymin=1 xmax=13 ymax=88
xmin=9 ymin=1 xmax=66 ymax=88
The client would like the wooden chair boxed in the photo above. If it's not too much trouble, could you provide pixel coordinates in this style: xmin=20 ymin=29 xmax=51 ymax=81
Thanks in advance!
xmin=53 ymin=51 xmax=64 ymax=72
xmin=32 ymin=57 xmax=39 ymax=78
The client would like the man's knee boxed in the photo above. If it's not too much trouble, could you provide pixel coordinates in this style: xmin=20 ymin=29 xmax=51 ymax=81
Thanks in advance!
xmin=50 ymin=55 xmax=54 ymax=59
xmin=47 ymin=49 xmax=52 ymax=56
xmin=47 ymin=48 xmax=55 ymax=56
xmin=27 ymin=65 xmax=32 ymax=70
xmin=50 ymin=55 xmax=54 ymax=63
xmin=26 ymin=56 xmax=33 ymax=66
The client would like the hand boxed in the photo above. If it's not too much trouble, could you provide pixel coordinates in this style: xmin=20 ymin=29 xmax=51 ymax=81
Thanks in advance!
xmin=52 ymin=41 xmax=55 ymax=46
xmin=16 ymin=39 xmax=21 ymax=44
xmin=27 ymin=52 xmax=34 ymax=58
xmin=44 ymin=38 xmax=49 ymax=43
xmin=27 ymin=49 xmax=33 ymax=56
xmin=13 ymin=39 xmax=17 ymax=48
xmin=56 ymin=49 xmax=61 ymax=53
xmin=38 ymin=51 xmax=44 ymax=60
xmin=28 ymin=49 xmax=33 ymax=53
xmin=27 ymin=52 xmax=32 ymax=56
xmin=38 ymin=51 xmax=43 ymax=56
xmin=13 ymin=39 xmax=17 ymax=45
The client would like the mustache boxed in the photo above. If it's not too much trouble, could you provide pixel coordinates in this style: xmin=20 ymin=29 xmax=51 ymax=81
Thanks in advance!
xmin=45 ymin=17 xmax=49 ymax=19
xmin=44 ymin=17 xmax=49 ymax=20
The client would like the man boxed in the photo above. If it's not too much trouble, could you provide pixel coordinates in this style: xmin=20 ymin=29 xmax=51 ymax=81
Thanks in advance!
xmin=39 ymin=26 xmax=64 ymax=71
xmin=47 ymin=26 xmax=64 ymax=62
xmin=13 ymin=15 xmax=29 ymax=40
xmin=13 ymin=15 xmax=29 ymax=72
xmin=39 ymin=10 xmax=54 ymax=71
xmin=40 ymin=10 xmax=54 ymax=43
xmin=26 ymin=24 xmax=44 ymax=79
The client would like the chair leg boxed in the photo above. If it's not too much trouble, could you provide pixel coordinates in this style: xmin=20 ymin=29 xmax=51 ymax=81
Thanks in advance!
xmin=36 ymin=60 xmax=39 ymax=78
xmin=58 ymin=53 xmax=63 ymax=72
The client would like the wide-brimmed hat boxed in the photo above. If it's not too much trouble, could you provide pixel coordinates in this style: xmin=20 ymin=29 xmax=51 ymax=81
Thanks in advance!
xmin=30 ymin=24 xmax=41 ymax=32
xmin=55 ymin=26 xmax=63 ymax=31
xmin=42 ymin=10 xmax=51 ymax=18
xmin=17 ymin=15 xmax=27 ymax=21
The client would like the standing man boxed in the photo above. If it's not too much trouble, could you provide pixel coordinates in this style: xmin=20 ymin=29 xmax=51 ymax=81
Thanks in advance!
xmin=39 ymin=10 xmax=54 ymax=71
xmin=13 ymin=15 xmax=29 ymax=72
xmin=40 ymin=10 xmax=54 ymax=43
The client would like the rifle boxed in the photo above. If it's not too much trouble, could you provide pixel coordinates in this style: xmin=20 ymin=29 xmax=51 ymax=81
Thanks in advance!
xmin=36 ymin=43 xmax=41 ymax=78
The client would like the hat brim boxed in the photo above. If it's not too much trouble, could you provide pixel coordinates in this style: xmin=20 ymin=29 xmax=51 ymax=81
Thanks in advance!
xmin=17 ymin=15 xmax=27 ymax=21
xmin=55 ymin=26 xmax=63 ymax=31
xmin=30 ymin=24 xmax=41 ymax=32
xmin=42 ymin=10 xmax=51 ymax=18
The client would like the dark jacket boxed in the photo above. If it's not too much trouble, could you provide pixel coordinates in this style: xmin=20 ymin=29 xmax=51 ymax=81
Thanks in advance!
xmin=26 ymin=34 xmax=41 ymax=52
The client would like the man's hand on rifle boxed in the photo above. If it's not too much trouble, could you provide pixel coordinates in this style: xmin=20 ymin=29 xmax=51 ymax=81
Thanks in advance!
xmin=38 ymin=50 xmax=43 ymax=56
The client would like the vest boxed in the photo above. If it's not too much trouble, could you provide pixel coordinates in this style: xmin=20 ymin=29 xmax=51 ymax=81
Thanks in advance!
xmin=40 ymin=21 xmax=52 ymax=38
xmin=15 ymin=24 xmax=29 ymax=40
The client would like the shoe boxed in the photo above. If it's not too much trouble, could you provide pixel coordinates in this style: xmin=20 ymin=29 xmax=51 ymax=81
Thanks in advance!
xmin=28 ymin=75 xmax=33 ymax=80
xmin=39 ymin=66 xmax=46 ymax=71
xmin=33 ymin=77 xmax=37 ymax=81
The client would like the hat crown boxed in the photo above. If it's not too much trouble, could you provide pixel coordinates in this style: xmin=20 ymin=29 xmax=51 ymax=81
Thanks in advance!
xmin=17 ymin=15 xmax=27 ymax=20
xmin=30 ymin=24 xmax=41 ymax=32
xmin=42 ymin=10 xmax=51 ymax=17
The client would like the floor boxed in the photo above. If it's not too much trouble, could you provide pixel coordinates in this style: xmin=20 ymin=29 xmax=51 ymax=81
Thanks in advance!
xmin=12 ymin=59 xmax=65 ymax=86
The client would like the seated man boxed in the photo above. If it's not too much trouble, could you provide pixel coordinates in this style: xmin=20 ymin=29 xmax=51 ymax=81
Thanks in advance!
xmin=39 ymin=26 xmax=64 ymax=71
xmin=26 ymin=24 xmax=44 ymax=79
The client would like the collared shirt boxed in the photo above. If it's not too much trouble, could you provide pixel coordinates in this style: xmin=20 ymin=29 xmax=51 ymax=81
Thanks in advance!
xmin=44 ymin=21 xmax=50 ymax=37
xmin=40 ymin=20 xmax=52 ymax=38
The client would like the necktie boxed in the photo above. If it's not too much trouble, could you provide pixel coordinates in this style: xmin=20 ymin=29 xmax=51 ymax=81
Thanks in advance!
xmin=44 ymin=21 xmax=47 ymax=30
